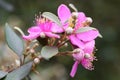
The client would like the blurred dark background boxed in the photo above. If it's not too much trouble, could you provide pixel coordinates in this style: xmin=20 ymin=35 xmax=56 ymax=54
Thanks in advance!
xmin=0 ymin=0 xmax=120 ymax=80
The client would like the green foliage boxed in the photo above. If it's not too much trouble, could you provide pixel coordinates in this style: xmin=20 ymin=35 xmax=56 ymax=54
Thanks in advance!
xmin=42 ymin=12 xmax=62 ymax=26
xmin=0 ymin=71 xmax=8 ymax=79
xmin=69 ymin=3 xmax=78 ymax=12
xmin=76 ymin=27 xmax=96 ymax=33
xmin=0 ymin=0 xmax=120 ymax=80
xmin=5 ymin=62 xmax=33 ymax=80
xmin=5 ymin=23 xmax=24 ymax=57
xmin=41 ymin=46 xmax=58 ymax=60
xmin=76 ymin=27 xmax=102 ymax=38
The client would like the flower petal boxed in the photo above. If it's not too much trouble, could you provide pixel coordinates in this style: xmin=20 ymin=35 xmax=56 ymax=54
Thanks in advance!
xmin=58 ymin=4 xmax=71 ymax=23
xmin=84 ymin=40 xmax=95 ymax=54
xmin=44 ymin=32 xmax=60 ymax=38
xmin=72 ymin=50 xmax=84 ymax=61
xmin=70 ymin=61 xmax=79 ymax=77
xmin=69 ymin=35 xmax=84 ymax=49
xmin=78 ymin=12 xmax=86 ymax=23
xmin=28 ymin=26 xmax=41 ymax=33
xmin=76 ymin=30 xmax=99 ymax=41
xmin=42 ymin=22 xmax=52 ymax=32
xmin=23 ymin=33 xmax=40 ymax=40
xmin=75 ymin=12 xmax=86 ymax=29
xmin=51 ymin=23 xmax=63 ymax=33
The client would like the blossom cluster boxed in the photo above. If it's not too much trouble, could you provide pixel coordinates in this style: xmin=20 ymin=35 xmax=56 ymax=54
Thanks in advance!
xmin=23 ymin=4 xmax=101 ymax=77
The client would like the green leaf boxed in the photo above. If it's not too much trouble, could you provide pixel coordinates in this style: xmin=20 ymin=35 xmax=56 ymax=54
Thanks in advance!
xmin=41 ymin=46 xmax=58 ymax=60
xmin=5 ymin=62 xmax=33 ymax=80
xmin=76 ymin=27 xmax=96 ymax=33
xmin=98 ymin=33 xmax=103 ymax=38
xmin=69 ymin=3 xmax=78 ymax=12
xmin=5 ymin=23 xmax=24 ymax=57
xmin=42 ymin=12 xmax=62 ymax=26
xmin=0 ymin=71 xmax=8 ymax=79
xmin=76 ymin=27 xmax=103 ymax=38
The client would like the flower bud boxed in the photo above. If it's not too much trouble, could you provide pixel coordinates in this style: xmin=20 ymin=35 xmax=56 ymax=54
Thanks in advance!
xmin=35 ymin=43 xmax=39 ymax=46
xmin=15 ymin=59 xmax=20 ymax=67
xmin=84 ymin=53 xmax=91 ymax=59
xmin=30 ymin=49 xmax=35 ymax=54
xmin=86 ymin=17 xmax=93 ymax=24
xmin=64 ymin=43 xmax=68 ymax=47
xmin=73 ymin=48 xmax=81 ymax=53
xmin=40 ymin=32 xmax=46 ymax=38
xmin=65 ymin=27 xmax=74 ymax=34
xmin=34 ymin=58 xmax=40 ymax=64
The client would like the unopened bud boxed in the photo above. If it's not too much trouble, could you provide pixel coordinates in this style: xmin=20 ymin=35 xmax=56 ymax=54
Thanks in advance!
xmin=34 ymin=58 xmax=40 ymax=64
xmin=15 ymin=59 xmax=20 ymax=67
xmin=35 ymin=43 xmax=39 ymax=46
xmin=73 ymin=48 xmax=81 ymax=53
xmin=30 ymin=49 xmax=35 ymax=54
xmin=40 ymin=32 xmax=45 ymax=38
xmin=26 ymin=46 xmax=30 ymax=51
xmin=63 ymin=43 xmax=68 ymax=47
xmin=86 ymin=17 xmax=93 ymax=24
xmin=38 ymin=55 xmax=41 ymax=58
xmin=65 ymin=27 xmax=74 ymax=34
xmin=58 ymin=40 xmax=61 ymax=43
xmin=72 ymin=12 xmax=79 ymax=17
xmin=84 ymin=53 xmax=91 ymax=59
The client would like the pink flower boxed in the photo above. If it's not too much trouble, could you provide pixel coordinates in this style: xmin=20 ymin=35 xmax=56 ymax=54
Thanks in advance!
xmin=57 ymin=4 xmax=99 ymax=49
xmin=70 ymin=40 xmax=95 ymax=77
xmin=23 ymin=18 xmax=61 ymax=40
xmin=57 ymin=4 xmax=100 ymax=77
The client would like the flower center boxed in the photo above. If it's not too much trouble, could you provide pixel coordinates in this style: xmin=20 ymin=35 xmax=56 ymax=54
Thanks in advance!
xmin=68 ymin=12 xmax=78 ymax=28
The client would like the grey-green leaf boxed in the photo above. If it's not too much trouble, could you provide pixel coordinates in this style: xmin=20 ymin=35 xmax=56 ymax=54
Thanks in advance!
xmin=41 ymin=46 xmax=58 ymax=60
xmin=0 ymin=71 xmax=8 ymax=79
xmin=5 ymin=62 xmax=33 ymax=80
xmin=5 ymin=23 xmax=24 ymax=57
xmin=76 ymin=27 xmax=97 ymax=33
xmin=42 ymin=12 xmax=62 ymax=26
xmin=76 ymin=27 xmax=103 ymax=38
xmin=69 ymin=3 xmax=78 ymax=12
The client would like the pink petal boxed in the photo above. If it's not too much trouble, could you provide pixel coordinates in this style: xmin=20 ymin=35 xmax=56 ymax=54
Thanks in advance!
xmin=84 ymin=40 xmax=95 ymax=54
xmin=69 ymin=35 xmax=84 ymax=49
xmin=51 ymin=23 xmax=63 ymax=33
xmin=75 ymin=12 xmax=86 ymax=29
xmin=78 ymin=12 xmax=86 ymax=23
xmin=44 ymin=32 xmax=60 ymax=38
xmin=70 ymin=61 xmax=79 ymax=77
xmin=28 ymin=26 xmax=41 ymax=33
xmin=58 ymin=4 xmax=71 ymax=23
xmin=42 ymin=22 xmax=52 ymax=32
xmin=23 ymin=33 xmax=40 ymax=40
xmin=72 ymin=50 xmax=84 ymax=61
xmin=76 ymin=30 xmax=99 ymax=42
